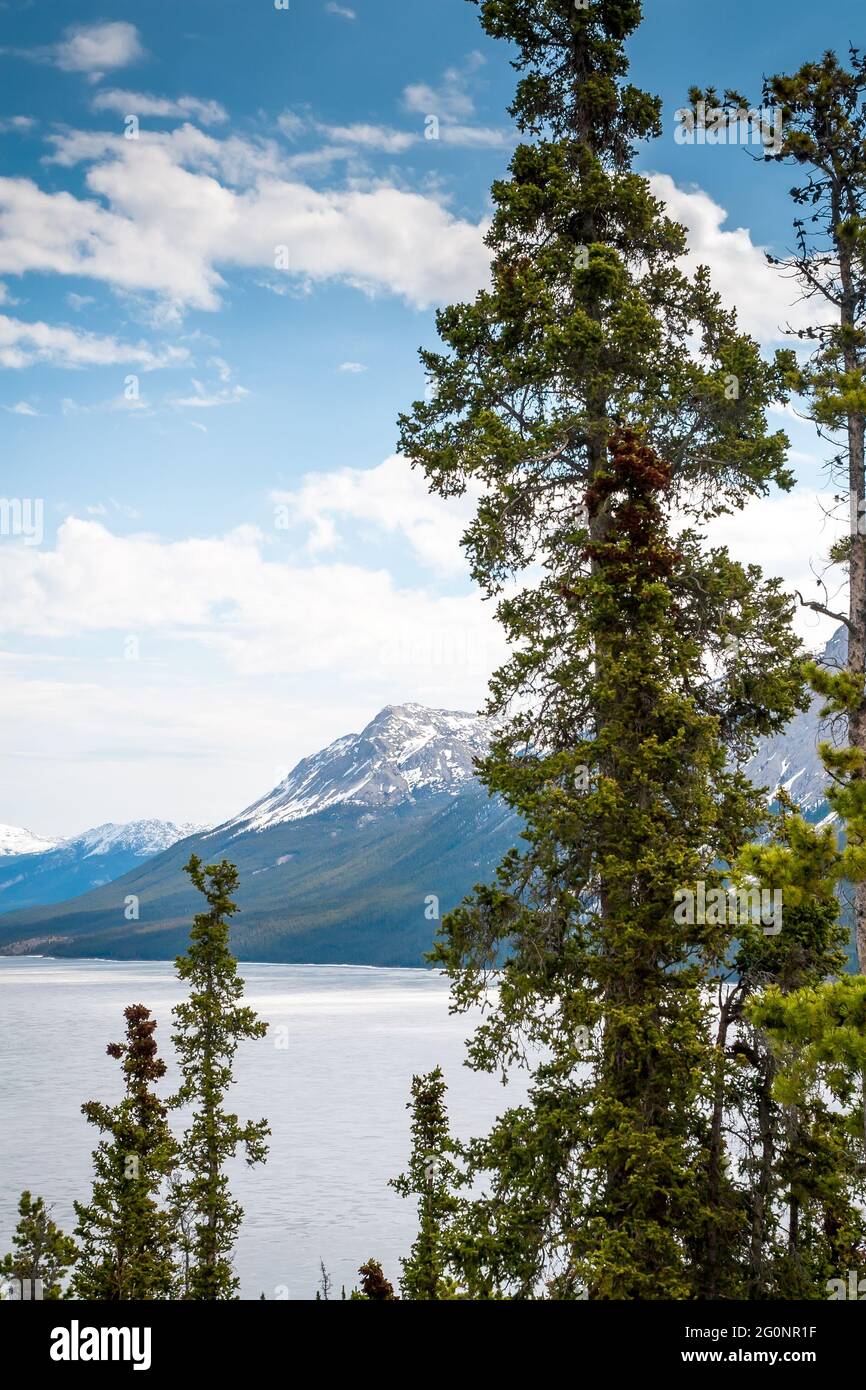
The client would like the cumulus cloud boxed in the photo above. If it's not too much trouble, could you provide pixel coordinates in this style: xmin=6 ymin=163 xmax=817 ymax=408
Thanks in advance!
xmin=0 ymin=313 xmax=189 ymax=369
xmin=54 ymin=21 xmax=144 ymax=78
xmin=272 ymin=454 xmax=478 ymax=575
xmin=4 ymin=22 xmax=146 ymax=81
xmin=649 ymin=173 xmax=819 ymax=344
xmin=0 ymin=105 xmax=790 ymax=342
xmin=0 ymin=516 xmax=504 ymax=686
xmin=0 ymin=131 xmax=492 ymax=311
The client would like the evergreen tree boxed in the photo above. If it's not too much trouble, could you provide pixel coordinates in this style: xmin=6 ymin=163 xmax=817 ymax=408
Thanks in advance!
xmin=690 ymin=52 xmax=866 ymax=969
xmin=0 ymin=1191 xmax=75 ymax=1300
xmin=735 ymin=680 xmax=866 ymax=1290
xmin=747 ymin=973 xmax=866 ymax=1297
xmin=170 ymin=855 xmax=270 ymax=1300
xmin=702 ymin=794 xmax=864 ymax=1297
xmin=397 ymin=0 xmax=807 ymax=1298
xmin=390 ymin=1067 xmax=460 ymax=1299
xmin=352 ymin=1259 xmax=397 ymax=1301
xmin=71 ymin=1004 xmax=176 ymax=1300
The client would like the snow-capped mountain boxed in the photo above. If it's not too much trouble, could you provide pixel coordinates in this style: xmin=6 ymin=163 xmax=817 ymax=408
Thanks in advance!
xmin=0 ymin=660 xmax=847 ymax=965
xmin=0 ymin=819 xmax=205 ymax=917
xmin=0 ymin=824 xmax=59 ymax=857
xmin=0 ymin=706 xmax=515 ymax=965
xmin=72 ymin=820 xmax=205 ymax=857
xmin=219 ymin=703 xmax=495 ymax=836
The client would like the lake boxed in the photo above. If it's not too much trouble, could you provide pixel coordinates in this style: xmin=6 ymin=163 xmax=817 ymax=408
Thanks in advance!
xmin=0 ymin=957 xmax=520 ymax=1300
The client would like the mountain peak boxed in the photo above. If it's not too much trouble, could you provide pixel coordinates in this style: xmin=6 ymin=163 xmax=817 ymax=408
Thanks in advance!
xmin=0 ymin=824 xmax=59 ymax=858
xmin=69 ymin=820 xmax=206 ymax=858
xmin=220 ymin=702 xmax=494 ymax=836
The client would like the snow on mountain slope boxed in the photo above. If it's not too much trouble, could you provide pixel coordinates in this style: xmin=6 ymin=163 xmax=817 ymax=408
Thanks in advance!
xmin=70 ymin=820 xmax=205 ymax=858
xmin=220 ymin=645 xmax=843 ymax=846
xmin=0 ymin=818 xmax=209 ymax=918
xmin=218 ymin=703 xmax=495 ymax=836
xmin=743 ymin=625 xmax=845 ymax=816
xmin=0 ymin=825 xmax=59 ymax=857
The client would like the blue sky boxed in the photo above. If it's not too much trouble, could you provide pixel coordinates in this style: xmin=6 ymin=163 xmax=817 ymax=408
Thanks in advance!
xmin=0 ymin=0 xmax=857 ymax=834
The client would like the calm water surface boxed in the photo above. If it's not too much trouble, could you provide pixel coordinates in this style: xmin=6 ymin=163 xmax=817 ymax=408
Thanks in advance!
xmin=0 ymin=958 xmax=521 ymax=1299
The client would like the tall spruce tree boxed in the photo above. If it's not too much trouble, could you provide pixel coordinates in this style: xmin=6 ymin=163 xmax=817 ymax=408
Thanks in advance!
xmin=0 ymin=1191 xmax=75 ymax=1300
xmin=397 ymin=0 xmax=808 ymax=1298
xmin=71 ymin=1004 xmax=176 ymax=1300
xmin=170 ymin=855 xmax=269 ymax=1300
xmin=689 ymin=53 xmax=866 ymax=969
xmin=702 ymin=794 xmax=865 ymax=1297
xmin=390 ymin=1068 xmax=460 ymax=1299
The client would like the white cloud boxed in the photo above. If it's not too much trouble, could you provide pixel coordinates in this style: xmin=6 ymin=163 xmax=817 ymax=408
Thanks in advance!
xmin=0 ymin=313 xmax=189 ymax=369
xmin=276 ymin=110 xmax=308 ymax=142
xmin=439 ymin=124 xmax=514 ymax=148
xmin=317 ymin=122 xmax=417 ymax=153
xmin=61 ymin=393 xmax=151 ymax=416
xmin=54 ymin=22 xmax=144 ymax=79
xmin=326 ymin=2 xmax=357 ymax=18
xmin=649 ymin=173 xmax=819 ymax=344
xmin=313 ymin=117 xmax=512 ymax=153
xmin=170 ymin=378 xmax=249 ymax=408
xmin=272 ymin=454 xmax=477 ymax=575
xmin=0 ymin=493 xmax=499 ymax=828
xmin=0 ymin=132 xmax=492 ymax=311
xmin=400 ymin=55 xmax=513 ymax=148
xmin=1 ymin=22 xmax=144 ymax=84
xmin=209 ymin=355 xmax=233 ymax=382
xmin=338 ymin=360 xmax=366 ymax=373
xmin=3 ymin=400 xmax=39 ymax=415
xmin=11 ymin=103 xmax=802 ymax=348
xmin=0 ymin=115 xmax=35 ymax=133
xmin=403 ymin=54 xmax=485 ymax=122
xmin=694 ymin=488 xmax=846 ymax=647
xmin=92 ymin=89 xmax=229 ymax=126
xmin=0 ymin=516 xmax=504 ymax=688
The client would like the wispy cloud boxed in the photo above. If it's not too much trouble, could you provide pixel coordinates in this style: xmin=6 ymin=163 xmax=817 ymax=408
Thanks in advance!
xmin=0 ymin=115 xmax=36 ymax=133
xmin=403 ymin=52 xmax=485 ymax=122
xmin=316 ymin=121 xmax=416 ymax=153
xmin=92 ymin=89 xmax=229 ymax=126
xmin=170 ymin=379 xmax=249 ymax=408
xmin=0 ymin=314 xmax=189 ymax=370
